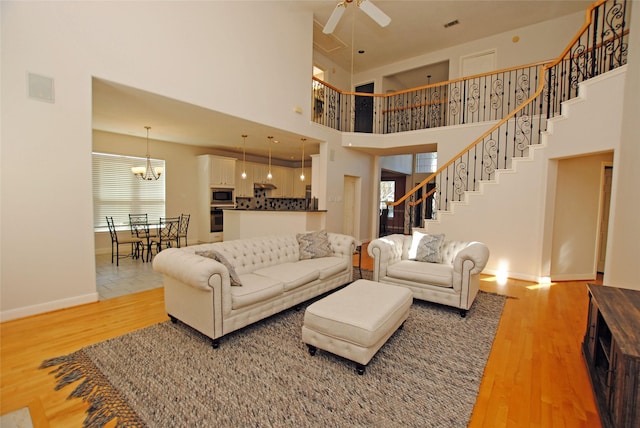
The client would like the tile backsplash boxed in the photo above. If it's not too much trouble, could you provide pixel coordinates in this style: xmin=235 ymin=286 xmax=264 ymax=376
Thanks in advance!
xmin=235 ymin=188 xmax=308 ymax=210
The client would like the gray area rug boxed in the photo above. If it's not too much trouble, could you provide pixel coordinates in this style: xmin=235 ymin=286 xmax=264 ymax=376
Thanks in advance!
xmin=42 ymin=280 xmax=506 ymax=427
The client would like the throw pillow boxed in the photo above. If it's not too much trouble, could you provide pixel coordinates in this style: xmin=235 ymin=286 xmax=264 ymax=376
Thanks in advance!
xmin=297 ymin=230 xmax=333 ymax=260
xmin=195 ymin=250 xmax=242 ymax=286
xmin=415 ymin=233 xmax=445 ymax=263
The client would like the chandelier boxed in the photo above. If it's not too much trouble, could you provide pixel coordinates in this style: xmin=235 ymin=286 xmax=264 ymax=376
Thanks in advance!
xmin=132 ymin=126 xmax=163 ymax=181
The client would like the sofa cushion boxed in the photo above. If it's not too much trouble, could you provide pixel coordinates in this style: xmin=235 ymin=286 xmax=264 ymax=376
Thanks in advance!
xmin=297 ymin=230 xmax=333 ymax=260
xmin=386 ymin=260 xmax=453 ymax=288
xmin=295 ymin=257 xmax=348 ymax=279
xmin=253 ymin=262 xmax=320 ymax=292
xmin=230 ymin=274 xmax=284 ymax=309
xmin=195 ymin=250 xmax=242 ymax=286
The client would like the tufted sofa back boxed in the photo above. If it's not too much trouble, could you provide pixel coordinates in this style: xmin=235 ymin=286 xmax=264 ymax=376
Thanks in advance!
xmin=398 ymin=235 xmax=470 ymax=265
xmin=184 ymin=235 xmax=298 ymax=275
xmin=182 ymin=232 xmax=354 ymax=275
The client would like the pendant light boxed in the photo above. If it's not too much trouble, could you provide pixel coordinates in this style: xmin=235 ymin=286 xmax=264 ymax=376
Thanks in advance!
xmin=300 ymin=138 xmax=306 ymax=181
xmin=267 ymin=136 xmax=273 ymax=180
xmin=241 ymin=134 xmax=248 ymax=179
xmin=132 ymin=126 xmax=163 ymax=180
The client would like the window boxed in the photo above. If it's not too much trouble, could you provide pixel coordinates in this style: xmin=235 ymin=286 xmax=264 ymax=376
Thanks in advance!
xmin=415 ymin=152 xmax=437 ymax=173
xmin=380 ymin=180 xmax=395 ymax=218
xmin=92 ymin=152 xmax=165 ymax=228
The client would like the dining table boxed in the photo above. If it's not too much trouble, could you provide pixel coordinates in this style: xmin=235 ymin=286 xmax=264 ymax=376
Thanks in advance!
xmin=129 ymin=216 xmax=180 ymax=261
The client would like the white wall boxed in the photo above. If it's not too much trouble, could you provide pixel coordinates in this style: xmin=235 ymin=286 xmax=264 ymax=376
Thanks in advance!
xmin=0 ymin=1 xmax=374 ymax=320
xmin=604 ymin=1 xmax=640 ymax=291
xmin=354 ymin=11 xmax=586 ymax=91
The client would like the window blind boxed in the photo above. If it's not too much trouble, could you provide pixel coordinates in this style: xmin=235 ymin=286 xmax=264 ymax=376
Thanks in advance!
xmin=92 ymin=152 xmax=166 ymax=228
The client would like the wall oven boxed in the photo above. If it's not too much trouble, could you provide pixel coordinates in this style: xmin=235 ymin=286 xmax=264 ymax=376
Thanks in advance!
xmin=210 ymin=208 xmax=224 ymax=233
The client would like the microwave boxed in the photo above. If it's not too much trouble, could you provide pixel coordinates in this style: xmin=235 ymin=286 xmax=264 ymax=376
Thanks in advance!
xmin=211 ymin=188 xmax=234 ymax=205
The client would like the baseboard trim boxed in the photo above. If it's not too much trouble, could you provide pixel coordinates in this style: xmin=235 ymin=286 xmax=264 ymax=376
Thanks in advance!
xmin=0 ymin=292 xmax=99 ymax=322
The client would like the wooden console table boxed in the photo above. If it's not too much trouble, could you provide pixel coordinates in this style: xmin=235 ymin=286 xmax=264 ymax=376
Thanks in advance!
xmin=582 ymin=283 xmax=640 ymax=428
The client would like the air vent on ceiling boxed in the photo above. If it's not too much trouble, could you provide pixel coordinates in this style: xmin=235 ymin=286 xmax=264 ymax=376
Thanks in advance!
xmin=444 ymin=19 xmax=459 ymax=29
xmin=313 ymin=19 xmax=347 ymax=54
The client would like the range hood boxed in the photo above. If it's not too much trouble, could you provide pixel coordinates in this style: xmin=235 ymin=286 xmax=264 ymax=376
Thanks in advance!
xmin=254 ymin=182 xmax=277 ymax=190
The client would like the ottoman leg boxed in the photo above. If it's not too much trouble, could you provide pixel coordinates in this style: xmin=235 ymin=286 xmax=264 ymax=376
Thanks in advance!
xmin=356 ymin=363 xmax=366 ymax=375
xmin=307 ymin=344 xmax=317 ymax=356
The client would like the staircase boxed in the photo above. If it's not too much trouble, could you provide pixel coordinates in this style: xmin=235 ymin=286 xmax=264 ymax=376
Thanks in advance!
xmin=422 ymin=66 xmax=627 ymax=281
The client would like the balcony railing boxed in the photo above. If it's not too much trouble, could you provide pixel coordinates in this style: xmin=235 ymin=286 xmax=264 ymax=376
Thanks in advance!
xmin=312 ymin=0 xmax=630 ymax=235
xmin=312 ymin=62 xmax=549 ymax=134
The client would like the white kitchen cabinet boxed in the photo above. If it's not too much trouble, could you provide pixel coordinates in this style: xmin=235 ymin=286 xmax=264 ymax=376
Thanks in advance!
xmin=197 ymin=155 xmax=236 ymax=243
xmin=269 ymin=166 xmax=288 ymax=197
xmin=209 ymin=155 xmax=236 ymax=186
xmin=235 ymin=161 xmax=254 ymax=197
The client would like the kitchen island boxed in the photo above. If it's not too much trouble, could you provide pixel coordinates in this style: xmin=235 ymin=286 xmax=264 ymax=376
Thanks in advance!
xmin=223 ymin=209 xmax=327 ymax=241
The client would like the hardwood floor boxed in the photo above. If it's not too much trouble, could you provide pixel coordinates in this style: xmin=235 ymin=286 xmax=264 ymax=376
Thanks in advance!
xmin=2 ymin=243 xmax=602 ymax=427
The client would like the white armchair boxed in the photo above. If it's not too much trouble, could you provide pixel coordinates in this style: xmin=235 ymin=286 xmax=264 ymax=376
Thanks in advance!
xmin=368 ymin=232 xmax=489 ymax=317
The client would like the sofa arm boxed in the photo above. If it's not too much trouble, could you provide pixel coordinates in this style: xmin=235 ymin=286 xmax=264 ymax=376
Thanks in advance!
xmin=368 ymin=234 xmax=406 ymax=281
xmin=453 ymin=242 xmax=489 ymax=275
xmin=328 ymin=233 xmax=356 ymax=258
xmin=153 ymin=248 xmax=231 ymax=291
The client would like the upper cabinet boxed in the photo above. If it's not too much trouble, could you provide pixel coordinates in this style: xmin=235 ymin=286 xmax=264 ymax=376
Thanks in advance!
xmin=293 ymin=167 xmax=311 ymax=198
xmin=208 ymin=156 xmax=236 ymax=186
xmin=235 ymin=162 xmax=252 ymax=197
xmin=233 ymin=160 xmax=312 ymax=198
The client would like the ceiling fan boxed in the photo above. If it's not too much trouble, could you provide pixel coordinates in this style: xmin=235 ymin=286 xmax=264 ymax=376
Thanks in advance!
xmin=323 ymin=0 xmax=391 ymax=34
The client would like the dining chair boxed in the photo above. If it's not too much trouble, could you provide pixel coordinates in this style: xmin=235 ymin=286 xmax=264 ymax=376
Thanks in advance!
xmin=129 ymin=213 xmax=151 ymax=262
xmin=148 ymin=216 xmax=180 ymax=261
xmin=106 ymin=216 xmax=143 ymax=266
xmin=176 ymin=213 xmax=190 ymax=248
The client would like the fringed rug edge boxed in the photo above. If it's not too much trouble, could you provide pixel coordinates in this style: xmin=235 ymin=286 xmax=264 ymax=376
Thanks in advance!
xmin=40 ymin=349 xmax=145 ymax=428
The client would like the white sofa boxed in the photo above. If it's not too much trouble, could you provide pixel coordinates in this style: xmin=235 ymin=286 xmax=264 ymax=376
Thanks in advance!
xmin=367 ymin=231 xmax=489 ymax=317
xmin=153 ymin=231 xmax=356 ymax=347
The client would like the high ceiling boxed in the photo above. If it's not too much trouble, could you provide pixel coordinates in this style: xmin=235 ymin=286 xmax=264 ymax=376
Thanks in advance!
xmin=93 ymin=0 xmax=593 ymax=161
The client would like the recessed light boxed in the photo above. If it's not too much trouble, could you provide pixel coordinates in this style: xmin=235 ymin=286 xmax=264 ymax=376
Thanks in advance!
xmin=358 ymin=50 xmax=365 ymax=54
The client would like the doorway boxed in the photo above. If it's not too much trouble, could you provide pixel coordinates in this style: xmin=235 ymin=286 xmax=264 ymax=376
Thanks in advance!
xmin=343 ymin=175 xmax=361 ymax=239
xmin=355 ymin=82 xmax=374 ymax=133
xmin=597 ymin=163 xmax=613 ymax=273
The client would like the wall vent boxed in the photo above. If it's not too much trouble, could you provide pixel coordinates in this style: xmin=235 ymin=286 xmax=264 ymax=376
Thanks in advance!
xmin=313 ymin=20 xmax=347 ymax=54
xmin=27 ymin=72 xmax=55 ymax=103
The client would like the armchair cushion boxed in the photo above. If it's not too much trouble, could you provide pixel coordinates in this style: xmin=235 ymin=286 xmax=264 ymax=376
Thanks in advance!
xmin=410 ymin=231 xmax=445 ymax=263
xmin=387 ymin=260 xmax=453 ymax=287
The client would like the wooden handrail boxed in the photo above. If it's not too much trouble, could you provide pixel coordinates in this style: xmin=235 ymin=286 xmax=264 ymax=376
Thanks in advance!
xmin=312 ymin=58 xmax=552 ymax=99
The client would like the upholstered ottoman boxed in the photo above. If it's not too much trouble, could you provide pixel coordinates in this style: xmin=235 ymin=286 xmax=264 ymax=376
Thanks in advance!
xmin=302 ymin=279 xmax=412 ymax=374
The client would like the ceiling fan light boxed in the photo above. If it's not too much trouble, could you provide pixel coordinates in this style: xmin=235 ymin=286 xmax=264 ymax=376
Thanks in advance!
xmin=323 ymin=2 xmax=346 ymax=34
xmin=358 ymin=0 xmax=391 ymax=27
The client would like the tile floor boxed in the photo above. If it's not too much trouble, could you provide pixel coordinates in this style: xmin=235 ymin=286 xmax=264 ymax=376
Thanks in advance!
xmin=95 ymin=252 xmax=164 ymax=300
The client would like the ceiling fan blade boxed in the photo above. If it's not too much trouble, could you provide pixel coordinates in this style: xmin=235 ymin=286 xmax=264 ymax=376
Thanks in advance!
xmin=323 ymin=2 xmax=346 ymax=34
xmin=358 ymin=0 xmax=391 ymax=27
